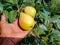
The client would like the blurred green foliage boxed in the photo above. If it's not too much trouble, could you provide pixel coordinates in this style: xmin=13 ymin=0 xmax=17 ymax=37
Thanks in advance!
xmin=0 ymin=0 xmax=60 ymax=45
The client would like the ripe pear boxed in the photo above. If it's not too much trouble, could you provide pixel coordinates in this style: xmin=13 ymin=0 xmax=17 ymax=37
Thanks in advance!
xmin=24 ymin=6 xmax=36 ymax=17
xmin=19 ymin=12 xmax=35 ymax=30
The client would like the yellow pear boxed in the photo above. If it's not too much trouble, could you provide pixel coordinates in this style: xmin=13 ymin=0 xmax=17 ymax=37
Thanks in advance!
xmin=19 ymin=12 xmax=34 ymax=30
xmin=24 ymin=6 xmax=36 ymax=17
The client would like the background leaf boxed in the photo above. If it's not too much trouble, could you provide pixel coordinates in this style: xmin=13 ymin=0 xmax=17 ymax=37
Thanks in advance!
xmin=0 ymin=3 xmax=3 ymax=13
xmin=5 ymin=0 xmax=18 ymax=4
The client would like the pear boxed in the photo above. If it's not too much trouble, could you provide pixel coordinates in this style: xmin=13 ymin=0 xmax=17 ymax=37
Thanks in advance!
xmin=19 ymin=12 xmax=35 ymax=30
xmin=24 ymin=6 xmax=36 ymax=17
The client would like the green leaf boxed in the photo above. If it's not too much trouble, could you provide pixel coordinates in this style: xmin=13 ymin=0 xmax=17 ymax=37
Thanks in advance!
xmin=43 ymin=7 xmax=50 ymax=15
xmin=51 ymin=30 xmax=60 ymax=41
xmin=4 ymin=10 xmax=17 ymax=23
xmin=55 ymin=19 xmax=60 ymax=29
xmin=36 ymin=0 xmax=42 ymax=4
xmin=50 ymin=36 xmax=54 ymax=42
xmin=4 ymin=10 xmax=9 ymax=22
xmin=0 ymin=3 xmax=3 ymax=13
xmin=0 ymin=6 xmax=3 ymax=13
xmin=33 ymin=24 xmax=47 ymax=37
xmin=33 ymin=26 xmax=41 ymax=37
xmin=51 ymin=0 xmax=60 ymax=7
xmin=52 ymin=15 xmax=60 ymax=20
xmin=39 ymin=24 xmax=47 ymax=31
xmin=5 ymin=0 xmax=18 ymax=4
xmin=22 ymin=0 xmax=35 ymax=6
xmin=51 ymin=0 xmax=60 ymax=13
xmin=23 ymin=0 xmax=35 ymax=2
xmin=40 ymin=12 xmax=50 ymax=25
xmin=8 ymin=10 xmax=17 ymax=23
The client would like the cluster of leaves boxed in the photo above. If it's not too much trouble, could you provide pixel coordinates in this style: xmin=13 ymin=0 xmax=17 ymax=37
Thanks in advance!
xmin=0 ymin=0 xmax=19 ymax=23
xmin=0 ymin=0 xmax=60 ymax=45
xmin=32 ymin=0 xmax=60 ymax=45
